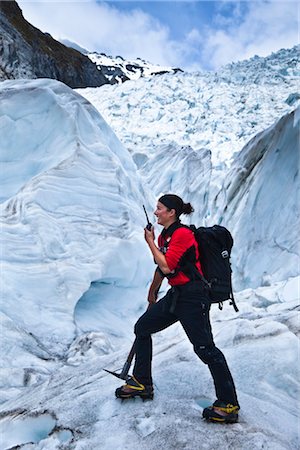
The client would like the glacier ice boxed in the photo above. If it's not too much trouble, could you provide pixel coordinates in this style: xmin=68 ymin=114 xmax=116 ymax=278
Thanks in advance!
xmin=218 ymin=107 xmax=300 ymax=289
xmin=0 ymin=78 xmax=153 ymax=378
xmin=0 ymin=47 xmax=299 ymax=450
xmin=78 ymin=48 xmax=300 ymax=290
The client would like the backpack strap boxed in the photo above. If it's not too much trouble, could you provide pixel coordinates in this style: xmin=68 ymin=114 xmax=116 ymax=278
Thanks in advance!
xmin=160 ymin=220 xmax=183 ymax=239
xmin=229 ymin=285 xmax=239 ymax=312
xmin=182 ymin=259 xmax=211 ymax=287
xmin=160 ymin=222 xmax=205 ymax=281
xmin=158 ymin=221 xmax=185 ymax=280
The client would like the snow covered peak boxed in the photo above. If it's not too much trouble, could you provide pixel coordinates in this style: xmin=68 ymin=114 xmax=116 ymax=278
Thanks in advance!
xmin=87 ymin=51 xmax=183 ymax=84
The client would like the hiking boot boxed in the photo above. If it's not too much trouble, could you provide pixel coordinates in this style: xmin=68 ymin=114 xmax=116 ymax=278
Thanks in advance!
xmin=115 ymin=375 xmax=154 ymax=400
xmin=202 ymin=400 xmax=239 ymax=423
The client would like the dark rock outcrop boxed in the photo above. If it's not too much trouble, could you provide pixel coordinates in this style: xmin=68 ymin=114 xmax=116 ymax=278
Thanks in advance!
xmin=0 ymin=1 xmax=108 ymax=88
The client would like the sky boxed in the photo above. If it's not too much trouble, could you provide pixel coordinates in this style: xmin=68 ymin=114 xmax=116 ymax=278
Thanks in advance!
xmin=18 ymin=0 xmax=299 ymax=71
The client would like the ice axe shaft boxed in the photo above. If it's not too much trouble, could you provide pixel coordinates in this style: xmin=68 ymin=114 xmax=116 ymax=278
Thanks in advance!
xmin=104 ymin=304 xmax=152 ymax=380
xmin=103 ymin=338 xmax=136 ymax=380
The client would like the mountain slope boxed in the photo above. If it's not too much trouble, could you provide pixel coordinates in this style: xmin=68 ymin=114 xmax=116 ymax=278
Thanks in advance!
xmin=0 ymin=1 xmax=108 ymax=88
xmin=60 ymin=38 xmax=183 ymax=84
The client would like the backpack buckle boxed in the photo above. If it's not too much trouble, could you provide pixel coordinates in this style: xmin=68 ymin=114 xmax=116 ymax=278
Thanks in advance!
xmin=221 ymin=250 xmax=229 ymax=258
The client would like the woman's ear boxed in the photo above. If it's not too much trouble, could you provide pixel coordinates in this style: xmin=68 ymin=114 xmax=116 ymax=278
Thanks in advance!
xmin=170 ymin=208 xmax=176 ymax=218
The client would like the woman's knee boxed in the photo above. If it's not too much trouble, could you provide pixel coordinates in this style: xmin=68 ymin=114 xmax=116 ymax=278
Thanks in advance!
xmin=134 ymin=316 xmax=149 ymax=337
xmin=194 ymin=345 xmax=225 ymax=365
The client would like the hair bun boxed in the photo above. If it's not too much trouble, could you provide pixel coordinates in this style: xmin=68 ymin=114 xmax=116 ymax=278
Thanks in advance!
xmin=182 ymin=202 xmax=194 ymax=215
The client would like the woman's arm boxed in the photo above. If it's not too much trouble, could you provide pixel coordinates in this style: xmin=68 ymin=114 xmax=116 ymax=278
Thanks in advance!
xmin=147 ymin=267 xmax=164 ymax=304
xmin=144 ymin=227 xmax=172 ymax=275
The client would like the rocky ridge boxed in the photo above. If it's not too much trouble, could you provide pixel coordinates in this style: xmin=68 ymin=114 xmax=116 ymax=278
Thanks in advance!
xmin=0 ymin=1 xmax=108 ymax=88
xmin=0 ymin=1 xmax=182 ymax=88
xmin=60 ymin=38 xmax=183 ymax=84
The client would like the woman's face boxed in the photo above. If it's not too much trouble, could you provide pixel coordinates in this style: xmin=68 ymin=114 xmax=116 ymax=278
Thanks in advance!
xmin=154 ymin=201 xmax=175 ymax=226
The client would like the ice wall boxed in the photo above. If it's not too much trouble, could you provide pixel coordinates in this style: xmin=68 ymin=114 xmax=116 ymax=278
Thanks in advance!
xmin=0 ymin=79 xmax=153 ymax=362
xmin=215 ymin=107 xmax=300 ymax=289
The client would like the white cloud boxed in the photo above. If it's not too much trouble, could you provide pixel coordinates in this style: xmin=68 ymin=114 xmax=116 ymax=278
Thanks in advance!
xmin=201 ymin=1 xmax=299 ymax=69
xmin=186 ymin=28 xmax=202 ymax=45
xmin=18 ymin=0 xmax=299 ymax=72
xmin=18 ymin=0 xmax=185 ymax=67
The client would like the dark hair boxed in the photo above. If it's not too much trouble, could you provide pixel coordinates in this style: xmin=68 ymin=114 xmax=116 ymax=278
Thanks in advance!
xmin=158 ymin=194 xmax=194 ymax=217
xmin=182 ymin=202 xmax=194 ymax=215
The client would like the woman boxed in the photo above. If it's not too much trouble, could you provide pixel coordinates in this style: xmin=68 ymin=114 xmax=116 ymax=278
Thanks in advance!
xmin=116 ymin=194 xmax=240 ymax=423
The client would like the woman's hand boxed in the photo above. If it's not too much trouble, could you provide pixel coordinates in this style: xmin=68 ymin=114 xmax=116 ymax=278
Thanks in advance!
xmin=144 ymin=227 xmax=171 ymax=275
xmin=147 ymin=289 xmax=158 ymax=305
xmin=144 ymin=226 xmax=155 ymax=244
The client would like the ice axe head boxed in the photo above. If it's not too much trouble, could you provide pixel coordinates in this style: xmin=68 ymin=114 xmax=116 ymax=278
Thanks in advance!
xmin=103 ymin=358 xmax=133 ymax=381
xmin=103 ymin=368 xmax=130 ymax=380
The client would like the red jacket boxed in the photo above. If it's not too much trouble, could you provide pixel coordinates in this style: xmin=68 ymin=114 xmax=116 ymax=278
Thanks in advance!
xmin=158 ymin=226 xmax=203 ymax=286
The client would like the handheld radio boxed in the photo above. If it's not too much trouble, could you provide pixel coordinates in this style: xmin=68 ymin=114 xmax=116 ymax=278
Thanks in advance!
xmin=143 ymin=205 xmax=152 ymax=230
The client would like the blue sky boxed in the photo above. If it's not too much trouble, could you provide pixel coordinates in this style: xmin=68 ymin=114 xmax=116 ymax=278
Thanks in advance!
xmin=18 ymin=1 xmax=299 ymax=71
xmin=109 ymin=1 xmax=217 ymax=37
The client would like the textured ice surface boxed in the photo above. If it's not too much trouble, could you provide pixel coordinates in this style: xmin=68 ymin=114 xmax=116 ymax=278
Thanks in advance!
xmin=78 ymin=46 xmax=300 ymax=289
xmin=0 ymin=47 xmax=299 ymax=450
xmin=78 ymin=46 xmax=299 ymax=168
xmin=0 ymin=78 xmax=153 ymax=380
xmin=0 ymin=278 xmax=298 ymax=449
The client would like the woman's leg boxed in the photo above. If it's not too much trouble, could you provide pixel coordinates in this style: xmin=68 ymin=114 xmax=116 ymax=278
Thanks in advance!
xmin=177 ymin=291 xmax=239 ymax=406
xmin=133 ymin=293 xmax=178 ymax=386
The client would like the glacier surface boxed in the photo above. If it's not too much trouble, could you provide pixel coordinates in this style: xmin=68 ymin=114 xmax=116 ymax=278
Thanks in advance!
xmin=0 ymin=46 xmax=299 ymax=450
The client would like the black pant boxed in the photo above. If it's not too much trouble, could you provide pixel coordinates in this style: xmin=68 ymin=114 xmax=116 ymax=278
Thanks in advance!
xmin=133 ymin=281 xmax=239 ymax=406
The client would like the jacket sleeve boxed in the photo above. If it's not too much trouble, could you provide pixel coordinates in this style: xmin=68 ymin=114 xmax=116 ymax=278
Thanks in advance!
xmin=165 ymin=228 xmax=194 ymax=271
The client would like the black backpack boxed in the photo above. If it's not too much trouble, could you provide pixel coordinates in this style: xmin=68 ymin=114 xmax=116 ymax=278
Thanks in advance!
xmin=190 ymin=225 xmax=238 ymax=312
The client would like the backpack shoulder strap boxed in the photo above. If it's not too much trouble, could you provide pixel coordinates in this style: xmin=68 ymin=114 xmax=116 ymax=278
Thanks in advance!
xmin=161 ymin=220 xmax=184 ymax=239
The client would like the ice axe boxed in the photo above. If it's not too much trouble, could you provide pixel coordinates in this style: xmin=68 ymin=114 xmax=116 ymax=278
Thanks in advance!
xmin=103 ymin=297 xmax=159 ymax=380
xmin=103 ymin=303 xmax=155 ymax=380
xmin=103 ymin=338 xmax=137 ymax=380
